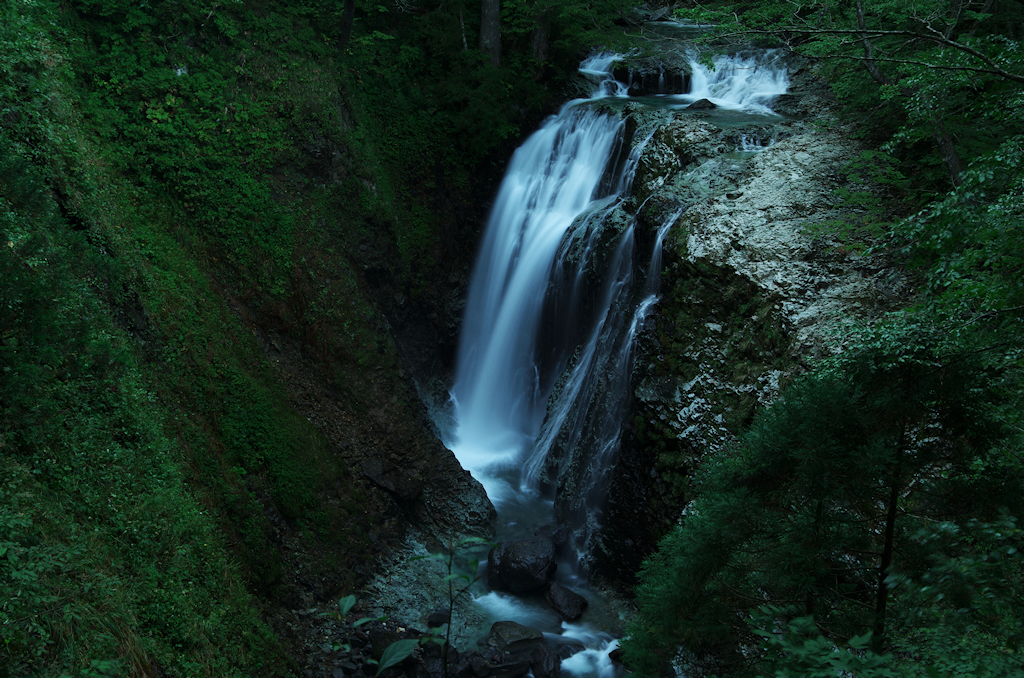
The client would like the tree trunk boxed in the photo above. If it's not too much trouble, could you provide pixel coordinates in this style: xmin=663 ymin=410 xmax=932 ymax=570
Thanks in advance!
xmin=480 ymin=0 xmax=501 ymax=66
xmin=857 ymin=1 xmax=965 ymax=188
xmin=873 ymin=474 xmax=899 ymax=650
xmin=339 ymin=0 xmax=357 ymax=49
xmin=931 ymin=115 xmax=965 ymax=187
xmin=531 ymin=9 xmax=551 ymax=64
xmin=873 ymin=417 xmax=905 ymax=655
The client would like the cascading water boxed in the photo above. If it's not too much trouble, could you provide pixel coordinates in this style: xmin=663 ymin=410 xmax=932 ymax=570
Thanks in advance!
xmin=679 ymin=49 xmax=789 ymax=113
xmin=443 ymin=46 xmax=789 ymax=676
xmin=449 ymin=54 xmax=630 ymax=513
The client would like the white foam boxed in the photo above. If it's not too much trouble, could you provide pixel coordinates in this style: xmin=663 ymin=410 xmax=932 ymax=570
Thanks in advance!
xmin=680 ymin=50 xmax=789 ymax=114
xmin=561 ymin=637 xmax=620 ymax=678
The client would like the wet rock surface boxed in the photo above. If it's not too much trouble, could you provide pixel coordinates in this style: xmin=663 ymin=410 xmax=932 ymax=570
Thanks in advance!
xmin=276 ymin=609 xmax=581 ymax=678
xmin=476 ymin=622 xmax=563 ymax=678
xmin=487 ymin=537 xmax=558 ymax=594
xmin=613 ymin=64 xmax=690 ymax=96
xmin=544 ymin=582 xmax=589 ymax=621
xmin=592 ymin=58 xmax=910 ymax=584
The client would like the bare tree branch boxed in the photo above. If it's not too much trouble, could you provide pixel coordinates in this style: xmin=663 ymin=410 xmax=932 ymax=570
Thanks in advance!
xmin=811 ymin=51 xmax=1019 ymax=80
xmin=715 ymin=26 xmax=1024 ymax=84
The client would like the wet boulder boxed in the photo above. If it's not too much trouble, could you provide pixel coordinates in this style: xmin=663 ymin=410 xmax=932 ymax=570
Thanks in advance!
xmin=552 ymin=638 xmax=587 ymax=660
xmin=688 ymin=97 xmax=718 ymax=110
xmin=544 ymin=582 xmax=588 ymax=621
xmin=471 ymin=622 xmax=561 ymax=678
xmin=427 ymin=609 xmax=451 ymax=628
xmin=484 ymin=621 xmax=544 ymax=651
xmin=611 ymin=65 xmax=689 ymax=96
xmin=526 ymin=645 xmax=560 ymax=678
xmin=486 ymin=538 xmax=557 ymax=594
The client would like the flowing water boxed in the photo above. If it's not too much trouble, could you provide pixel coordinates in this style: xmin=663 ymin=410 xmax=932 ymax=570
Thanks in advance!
xmin=442 ymin=46 xmax=790 ymax=676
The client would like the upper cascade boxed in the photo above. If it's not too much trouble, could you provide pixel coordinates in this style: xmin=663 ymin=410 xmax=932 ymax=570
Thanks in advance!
xmin=683 ymin=49 xmax=790 ymax=113
xmin=602 ymin=46 xmax=790 ymax=113
xmin=578 ymin=52 xmax=630 ymax=98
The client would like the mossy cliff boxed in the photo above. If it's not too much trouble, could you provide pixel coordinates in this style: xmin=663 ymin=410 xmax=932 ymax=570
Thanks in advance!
xmin=560 ymin=64 xmax=914 ymax=584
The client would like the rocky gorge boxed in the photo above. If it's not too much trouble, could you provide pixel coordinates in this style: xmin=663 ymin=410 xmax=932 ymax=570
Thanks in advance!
xmin=10 ymin=0 xmax=1021 ymax=674
xmin=270 ymin=32 xmax=914 ymax=678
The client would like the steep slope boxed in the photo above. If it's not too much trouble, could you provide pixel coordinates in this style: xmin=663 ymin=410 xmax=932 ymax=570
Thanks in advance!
xmin=1 ymin=0 xmax=525 ymax=674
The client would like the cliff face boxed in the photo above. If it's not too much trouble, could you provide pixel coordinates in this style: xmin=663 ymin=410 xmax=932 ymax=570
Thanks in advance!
xmin=593 ymin=64 xmax=913 ymax=583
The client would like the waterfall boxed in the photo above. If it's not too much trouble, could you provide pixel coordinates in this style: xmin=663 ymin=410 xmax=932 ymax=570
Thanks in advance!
xmin=450 ymin=48 xmax=789 ymax=546
xmin=680 ymin=49 xmax=789 ymax=113
xmin=447 ymin=40 xmax=788 ymax=563
xmin=437 ymin=46 xmax=789 ymax=676
xmin=448 ymin=57 xmax=630 ymax=510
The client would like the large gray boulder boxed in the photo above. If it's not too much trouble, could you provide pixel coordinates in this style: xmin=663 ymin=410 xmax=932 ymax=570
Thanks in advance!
xmin=486 ymin=538 xmax=557 ymax=594
xmin=473 ymin=622 xmax=561 ymax=678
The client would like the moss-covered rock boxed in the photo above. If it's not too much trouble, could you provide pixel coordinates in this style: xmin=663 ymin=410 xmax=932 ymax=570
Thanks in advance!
xmin=595 ymin=69 xmax=913 ymax=585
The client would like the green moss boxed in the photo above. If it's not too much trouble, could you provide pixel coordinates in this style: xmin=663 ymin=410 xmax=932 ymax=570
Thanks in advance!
xmin=0 ymin=2 xmax=385 ymax=672
xmin=633 ymin=259 xmax=797 ymax=532
xmin=0 ymin=150 xmax=291 ymax=675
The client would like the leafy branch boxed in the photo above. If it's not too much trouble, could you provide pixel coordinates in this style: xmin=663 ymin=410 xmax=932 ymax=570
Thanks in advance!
xmin=411 ymin=536 xmax=492 ymax=678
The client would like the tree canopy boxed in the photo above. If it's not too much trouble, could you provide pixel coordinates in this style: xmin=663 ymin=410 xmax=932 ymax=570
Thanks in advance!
xmin=624 ymin=5 xmax=1024 ymax=674
xmin=623 ymin=318 xmax=1024 ymax=676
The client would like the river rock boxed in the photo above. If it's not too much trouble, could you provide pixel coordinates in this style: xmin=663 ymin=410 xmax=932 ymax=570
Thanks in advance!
xmin=688 ymin=97 xmax=717 ymax=110
xmin=526 ymin=645 xmax=560 ymax=678
xmin=427 ymin=609 xmax=451 ymax=627
xmin=483 ymin=621 xmax=544 ymax=651
xmin=544 ymin=582 xmax=588 ymax=621
xmin=473 ymin=622 xmax=561 ymax=678
xmin=611 ymin=58 xmax=689 ymax=96
xmin=552 ymin=638 xmax=587 ymax=659
xmin=486 ymin=538 xmax=557 ymax=594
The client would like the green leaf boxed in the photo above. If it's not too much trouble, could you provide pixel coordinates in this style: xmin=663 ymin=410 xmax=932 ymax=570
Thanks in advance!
xmin=353 ymin=616 xmax=385 ymax=627
xmin=375 ymin=639 xmax=419 ymax=675
xmin=339 ymin=595 xmax=356 ymax=617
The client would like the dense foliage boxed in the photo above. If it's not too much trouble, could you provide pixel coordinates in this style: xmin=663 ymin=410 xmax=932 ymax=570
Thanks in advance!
xmin=1 ymin=0 xmax=640 ymax=673
xmin=624 ymin=319 xmax=1024 ymax=676
xmin=624 ymin=1 xmax=1024 ymax=676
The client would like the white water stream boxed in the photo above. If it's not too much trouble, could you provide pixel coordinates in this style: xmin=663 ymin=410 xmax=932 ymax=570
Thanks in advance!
xmin=683 ymin=50 xmax=789 ymax=114
xmin=442 ymin=48 xmax=789 ymax=676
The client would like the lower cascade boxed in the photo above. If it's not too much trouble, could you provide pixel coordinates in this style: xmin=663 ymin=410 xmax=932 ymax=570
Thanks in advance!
xmin=438 ymin=46 xmax=791 ymax=676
